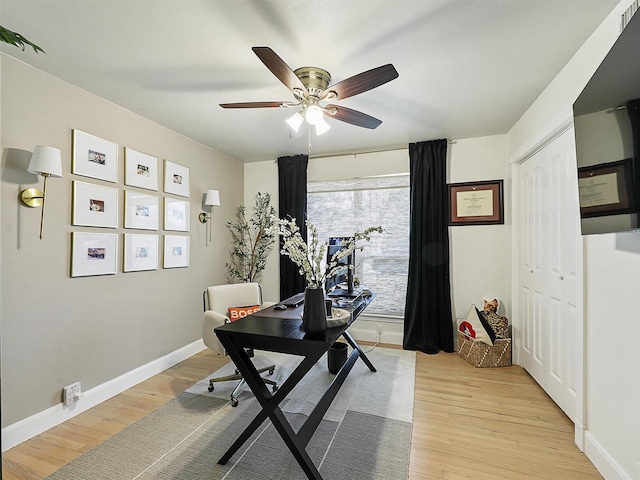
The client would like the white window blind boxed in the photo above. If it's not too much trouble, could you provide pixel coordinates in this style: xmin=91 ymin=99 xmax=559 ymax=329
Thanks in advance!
xmin=307 ymin=175 xmax=410 ymax=316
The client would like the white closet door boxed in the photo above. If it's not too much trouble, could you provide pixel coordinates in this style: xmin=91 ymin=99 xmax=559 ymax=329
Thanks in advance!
xmin=517 ymin=128 xmax=582 ymax=420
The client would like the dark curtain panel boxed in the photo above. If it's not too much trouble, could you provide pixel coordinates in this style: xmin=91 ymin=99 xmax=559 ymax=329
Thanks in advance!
xmin=626 ymin=98 xmax=640 ymax=210
xmin=278 ymin=154 xmax=308 ymax=300
xmin=403 ymin=139 xmax=454 ymax=354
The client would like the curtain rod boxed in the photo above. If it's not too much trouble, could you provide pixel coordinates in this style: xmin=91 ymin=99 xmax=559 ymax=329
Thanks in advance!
xmin=307 ymin=140 xmax=457 ymax=160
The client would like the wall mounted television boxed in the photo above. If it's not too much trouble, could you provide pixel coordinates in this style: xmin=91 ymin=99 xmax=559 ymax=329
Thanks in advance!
xmin=573 ymin=10 xmax=640 ymax=235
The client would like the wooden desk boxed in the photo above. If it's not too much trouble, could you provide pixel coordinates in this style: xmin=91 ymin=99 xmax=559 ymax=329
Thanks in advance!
xmin=214 ymin=294 xmax=376 ymax=480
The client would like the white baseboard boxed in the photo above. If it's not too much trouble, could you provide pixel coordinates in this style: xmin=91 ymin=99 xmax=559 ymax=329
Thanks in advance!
xmin=584 ymin=431 xmax=634 ymax=480
xmin=2 ymin=340 xmax=206 ymax=452
xmin=574 ymin=420 xmax=585 ymax=451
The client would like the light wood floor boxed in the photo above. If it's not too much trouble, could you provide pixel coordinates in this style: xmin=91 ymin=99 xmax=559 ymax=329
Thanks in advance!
xmin=2 ymin=345 xmax=602 ymax=479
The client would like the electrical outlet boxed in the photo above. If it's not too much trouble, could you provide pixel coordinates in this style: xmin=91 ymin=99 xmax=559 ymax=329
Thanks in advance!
xmin=63 ymin=382 xmax=82 ymax=406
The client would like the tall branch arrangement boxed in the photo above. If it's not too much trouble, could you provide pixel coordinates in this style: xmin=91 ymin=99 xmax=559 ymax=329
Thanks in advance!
xmin=277 ymin=218 xmax=382 ymax=289
xmin=225 ymin=192 xmax=277 ymax=283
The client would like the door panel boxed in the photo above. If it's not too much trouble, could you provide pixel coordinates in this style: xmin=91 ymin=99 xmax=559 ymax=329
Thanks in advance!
xmin=516 ymin=128 xmax=582 ymax=419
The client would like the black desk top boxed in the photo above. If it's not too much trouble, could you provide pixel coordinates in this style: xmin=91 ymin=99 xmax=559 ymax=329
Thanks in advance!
xmin=215 ymin=293 xmax=374 ymax=353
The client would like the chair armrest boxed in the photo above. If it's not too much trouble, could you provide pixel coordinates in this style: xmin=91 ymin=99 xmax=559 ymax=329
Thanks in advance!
xmin=202 ymin=310 xmax=228 ymax=355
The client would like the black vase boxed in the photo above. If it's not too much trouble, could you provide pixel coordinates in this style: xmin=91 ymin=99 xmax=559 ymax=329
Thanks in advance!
xmin=302 ymin=287 xmax=327 ymax=335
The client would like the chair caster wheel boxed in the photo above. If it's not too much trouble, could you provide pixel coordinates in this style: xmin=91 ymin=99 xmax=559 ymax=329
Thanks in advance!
xmin=234 ymin=369 xmax=240 ymax=375
xmin=231 ymin=397 xmax=239 ymax=407
xmin=268 ymin=369 xmax=274 ymax=375
xmin=272 ymin=385 xmax=278 ymax=393
xmin=208 ymin=384 xmax=215 ymax=392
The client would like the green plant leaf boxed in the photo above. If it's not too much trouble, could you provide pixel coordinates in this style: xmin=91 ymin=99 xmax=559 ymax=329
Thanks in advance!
xmin=0 ymin=26 xmax=45 ymax=54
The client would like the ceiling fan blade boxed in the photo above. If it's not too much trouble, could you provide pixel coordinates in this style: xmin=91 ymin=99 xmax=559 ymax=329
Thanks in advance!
xmin=323 ymin=64 xmax=398 ymax=101
xmin=220 ymin=101 xmax=289 ymax=108
xmin=252 ymin=46 xmax=308 ymax=95
xmin=326 ymin=105 xmax=382 ymax=129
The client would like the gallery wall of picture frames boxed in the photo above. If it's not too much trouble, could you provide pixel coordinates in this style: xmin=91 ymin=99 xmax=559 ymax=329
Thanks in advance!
xmin=69 ymin=129 xmax=192 ymax=277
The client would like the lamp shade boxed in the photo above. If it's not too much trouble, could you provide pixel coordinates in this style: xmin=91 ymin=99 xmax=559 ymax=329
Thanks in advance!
xmin=305 ymin=105 xmax=323 ymax=126
xmin=286 ymin=112 xmax=305 ymax=133
xmin=314 ymin=115 xmax=331 ymax=135
xmin=28 ymin=146 xmax=63 ymax=178
xmin=205 ymin=189 xmax=221 ymax=206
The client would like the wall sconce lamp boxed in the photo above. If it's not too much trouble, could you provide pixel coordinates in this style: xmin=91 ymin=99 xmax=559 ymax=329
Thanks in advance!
xmin=20 ymin=145 xmax=63 ymax=239
xmin=199 ymin=189 xmax=221 ymax=243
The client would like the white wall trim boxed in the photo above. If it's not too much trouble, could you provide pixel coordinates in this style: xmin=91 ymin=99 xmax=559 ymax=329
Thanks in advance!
xmin=1 ymin=340 xmax=207 ymax=452
xmin=510 ymin=116 xmax=574 ymax=166
xmin=584 ymin=431 xmax=633 ymax=480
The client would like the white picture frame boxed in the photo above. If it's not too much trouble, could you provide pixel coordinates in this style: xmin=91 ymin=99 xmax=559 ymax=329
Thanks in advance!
xmin=72 ymin=129 xmax=118 ymax=183
xmin=164 ymin=235 xmax=189 ymax=268
xmin=163 ymin=160 xmax=190 ymax=198
xmin=124 ymin=190 xmax=159 ymax=230
xmin=164 ymin=197 xmax=190 ymax=232
xmin=124 ymin=234 xmax=158 ymax=272
xmin=73 ymin=181 xmax=118 ymax=228
xmin=124 ymin=147 xmax=158 ymax=191
xmin=71 ymin=232 xmax=118 ymax=277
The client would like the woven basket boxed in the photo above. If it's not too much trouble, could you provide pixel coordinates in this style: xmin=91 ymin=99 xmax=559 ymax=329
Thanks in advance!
xmin=457 ymin=331 xmax=511 ymax=368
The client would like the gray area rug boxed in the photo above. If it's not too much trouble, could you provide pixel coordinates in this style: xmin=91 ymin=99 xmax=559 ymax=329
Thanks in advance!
xmin=46 ymin=346 xmax=415 ymax=479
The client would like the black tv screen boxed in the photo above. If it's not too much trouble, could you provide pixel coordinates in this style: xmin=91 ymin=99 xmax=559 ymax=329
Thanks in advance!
xmin=573 ymin=10 xmax=640 ymax=235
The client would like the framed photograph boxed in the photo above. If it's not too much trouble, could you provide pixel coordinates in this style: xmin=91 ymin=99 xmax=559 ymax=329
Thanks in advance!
xmin=164 ymin=197 xmax=190 ymax=232
xmin=578 ymin=158 xmax=636 ymax=218
xmin=124 ymin=190 xmax=159 ymax=230
xmin=164 ymin=235 xmax=190 ymax=268
xmin=124 ymin=234 xmax=158 ymax=272
xmin=73 ymin=181 xmax=118 ymax=228
xmin=72 ymin=129 xmax=118 ymax=182
xmin=71 ymin=232 xmax=118 ymax=277
xmin=163 ymin=160 xmax=190 ymax=197
xmin=449 ymin=179 xmax=504 ymax=226
xmin=124 ymin=147 xmax=158 ymax=191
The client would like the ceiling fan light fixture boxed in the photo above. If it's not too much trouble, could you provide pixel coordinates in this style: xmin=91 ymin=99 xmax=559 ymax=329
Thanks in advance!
xmin=314 ymin=115 xmax=331 ymax=135
xmin=286 ymin=111 xmax=305 ymax=133
xmin=305 ymin=105 xmax=323 ymax=126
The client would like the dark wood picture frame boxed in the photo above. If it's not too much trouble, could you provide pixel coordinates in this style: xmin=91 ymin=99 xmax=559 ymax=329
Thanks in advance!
xmin=577 ymin=158 xmax=636 ymax=218
xmin=449 ymin=179 xmax=504 ymax=226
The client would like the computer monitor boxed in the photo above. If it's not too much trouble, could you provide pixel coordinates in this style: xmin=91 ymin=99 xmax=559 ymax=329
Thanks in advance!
xmin=325 ymin=237 xmax=355 ymax=296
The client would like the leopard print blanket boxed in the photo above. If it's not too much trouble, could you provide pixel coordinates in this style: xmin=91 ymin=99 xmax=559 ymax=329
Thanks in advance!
xmin=483 ymin=311 xmax=509 ymax=339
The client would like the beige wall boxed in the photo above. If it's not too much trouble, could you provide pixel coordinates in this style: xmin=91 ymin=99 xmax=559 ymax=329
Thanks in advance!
xmin=1 ymin=55 xmax=241 ymax=426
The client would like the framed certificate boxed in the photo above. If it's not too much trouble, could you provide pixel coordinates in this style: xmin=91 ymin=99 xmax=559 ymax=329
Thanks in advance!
xmin=449 ymin=180 xmax=504 ymax=226
xmin=578 ymin=159 xmax=635 ymax=218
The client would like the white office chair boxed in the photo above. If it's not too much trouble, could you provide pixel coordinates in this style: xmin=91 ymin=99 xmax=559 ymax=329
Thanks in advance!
xmin=202 ymin=282 xmax=278 ymax=407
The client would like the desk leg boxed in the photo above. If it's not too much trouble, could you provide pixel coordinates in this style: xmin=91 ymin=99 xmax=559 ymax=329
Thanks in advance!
xmin=216 ymin=334 xmax=325 ymax=479
xmin=342 ymin=330 xmax=377 ymax=372
xmin=217 ymin=350 xmax=318 ymax=463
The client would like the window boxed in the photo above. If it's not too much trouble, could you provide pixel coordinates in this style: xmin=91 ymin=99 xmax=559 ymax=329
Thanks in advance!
xmin=307 ymin=175 xmax=409 ymax=317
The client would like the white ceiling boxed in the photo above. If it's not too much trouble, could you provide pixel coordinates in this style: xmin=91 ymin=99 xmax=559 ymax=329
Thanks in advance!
xmin=0 ymin=0 xmax=619 ymax=162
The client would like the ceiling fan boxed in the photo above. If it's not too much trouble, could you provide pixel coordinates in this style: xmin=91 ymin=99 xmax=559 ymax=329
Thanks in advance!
xmin=220 ymin=47 xmax=399 ymax=135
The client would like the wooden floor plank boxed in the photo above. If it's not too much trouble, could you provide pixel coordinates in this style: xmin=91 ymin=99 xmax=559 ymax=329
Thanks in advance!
xmin=2 ymin=346 xmax=602 ymax=479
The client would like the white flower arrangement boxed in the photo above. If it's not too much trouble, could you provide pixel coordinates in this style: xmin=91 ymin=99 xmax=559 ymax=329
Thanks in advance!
xmin=277 ymin=218 xmax=383 ymax=289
